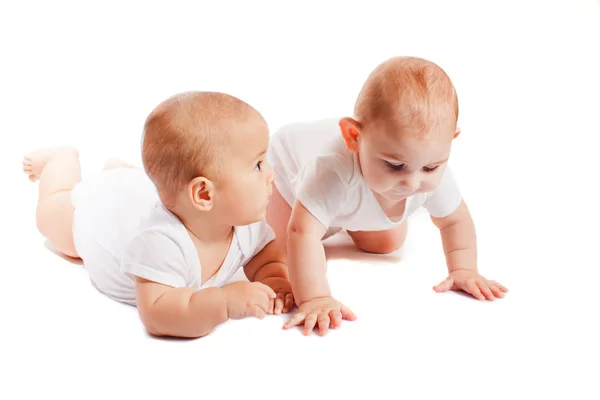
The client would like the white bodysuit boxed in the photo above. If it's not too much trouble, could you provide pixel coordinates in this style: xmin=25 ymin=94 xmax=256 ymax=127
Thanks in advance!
xmin=267 ymin=118 xmax=463 ymax=238
xmin=70 ymin=168 xmax=274 ymax=306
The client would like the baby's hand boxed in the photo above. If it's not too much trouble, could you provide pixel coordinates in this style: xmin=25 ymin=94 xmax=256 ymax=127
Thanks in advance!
xmin=433 ymin=270 xmax=508 ymax=301
xmin=283 ymin=296 xmax=357 ymax=336
xmin=222 ymin=281 xmax=276 ymax=320
xmin=259 ymin=277 xmax=294 ymax=315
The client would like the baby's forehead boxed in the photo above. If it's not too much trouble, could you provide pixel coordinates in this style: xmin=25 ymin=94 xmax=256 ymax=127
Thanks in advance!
xmin=367 ymin=123 xmax=453 ymax=156
xmin=220 ymin=118 xmax=269 ymax=154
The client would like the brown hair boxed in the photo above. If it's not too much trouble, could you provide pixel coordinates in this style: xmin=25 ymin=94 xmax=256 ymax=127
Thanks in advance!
xmin=354 ymin=56 xmax=459 ymax=136
xmin=141 ymin=91 xmax=260 ymax=205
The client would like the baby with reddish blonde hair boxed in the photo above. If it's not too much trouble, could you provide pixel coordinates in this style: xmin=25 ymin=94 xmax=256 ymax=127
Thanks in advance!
xmin=267 ymin=56 xmax=508 ymax=336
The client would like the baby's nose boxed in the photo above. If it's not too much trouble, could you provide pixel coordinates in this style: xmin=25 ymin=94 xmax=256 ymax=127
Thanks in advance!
xmin=400 ymin=175 xmax=419 ymax=191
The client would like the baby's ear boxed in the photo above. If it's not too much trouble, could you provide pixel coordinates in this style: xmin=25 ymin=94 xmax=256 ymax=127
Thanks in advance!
xmin=339 ymin=117 xmax=361 ymax=152
xmin=188 ymin=176 xmax=214 ymax=211
xmin=453 ymin=127 xmax=461 ymax=139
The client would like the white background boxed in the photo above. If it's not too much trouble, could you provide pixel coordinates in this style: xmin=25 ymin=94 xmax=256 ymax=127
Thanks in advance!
xmin=1 ymin=1 xmax=599 ymax=399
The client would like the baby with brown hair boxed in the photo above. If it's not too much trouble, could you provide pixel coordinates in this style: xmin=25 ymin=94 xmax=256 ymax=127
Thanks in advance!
xmin=23 ymin=91 xmax=293 ymax=338
xmin=266 ymin=56 xmax=508 ymax=336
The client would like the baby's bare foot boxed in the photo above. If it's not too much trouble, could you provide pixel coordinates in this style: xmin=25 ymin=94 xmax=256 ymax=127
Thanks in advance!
xmin=23 ymin=146 xmax=78 ymax=182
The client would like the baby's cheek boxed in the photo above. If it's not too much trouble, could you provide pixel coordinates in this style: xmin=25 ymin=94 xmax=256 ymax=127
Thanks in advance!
xmin=421 ymin=176 xmax=442 ymax=192
xmin=372 ymin=174 xmax=396 ymax=192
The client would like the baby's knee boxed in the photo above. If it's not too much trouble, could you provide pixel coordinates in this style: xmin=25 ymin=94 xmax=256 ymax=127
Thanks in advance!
xmin=35 ymin=192 xmax=79 ymax=258
xmin=356 ymin=236 xmax=404 ymax=254
xmin=351 ymin=224 xmax=407 ymax=254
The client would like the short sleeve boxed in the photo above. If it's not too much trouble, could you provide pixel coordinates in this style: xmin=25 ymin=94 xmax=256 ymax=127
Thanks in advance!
xmin=120 ymin=230 xmax=188 ymax=288
xmin=238 ymin=219 xmax=276 ymax=265
xmin=294 ymin=156 xmax=349 ymax=228
xmin=423 ymin=166 xmax=463 ymax=218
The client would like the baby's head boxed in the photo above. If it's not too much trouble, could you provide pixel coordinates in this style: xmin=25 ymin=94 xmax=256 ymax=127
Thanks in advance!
xmin=142 ymin=91 xmax=274 ymax=226
xmin=339 ymin=56 xmax=460 ymax=202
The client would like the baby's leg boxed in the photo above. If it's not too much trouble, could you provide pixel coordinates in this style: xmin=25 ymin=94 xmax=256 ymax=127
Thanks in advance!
xmin=266 ymin=186 xmax=292 ymax=253
xmin=22 ymin=146 xmax=82 ymax=258
xmin=347 ymin=222 xmax=408 ymax=254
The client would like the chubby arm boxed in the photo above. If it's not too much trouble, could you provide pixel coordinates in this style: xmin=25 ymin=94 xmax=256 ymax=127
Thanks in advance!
xmin=243 ymin=240 xmax=289 ymax=283
xmin=127 ymin=227 xmax=278 ymax=338
xmin=430 ymin=199 xmax=508 ymax=300
xmin=286 ymin=200 xmax=329 ymax=306
xmin=243 ymin=237 xmax=294 ymax=315
xmin=134 ymin=278 xmax=228 ymax=338
xmin=430 ymin=199 xmax=478 ymax=273
xmin=281 ymin=200 xmax=357 ymax=334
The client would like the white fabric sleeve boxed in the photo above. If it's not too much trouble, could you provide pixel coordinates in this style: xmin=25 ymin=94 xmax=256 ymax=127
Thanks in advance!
xmin=423 ymin=166 xmax=463 ymax=218
xmin=120 ymin=230 xmax=188 ymax=288
xmin=240 ymin=219 xmax=276 ymax=265
xmin=255 ymin=220 xmax=275 ymax=254
xmin=294 ymin=156 xmax=349 ymax=229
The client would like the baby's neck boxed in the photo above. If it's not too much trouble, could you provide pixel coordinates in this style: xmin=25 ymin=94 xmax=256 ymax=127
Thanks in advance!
xmin=373 ymin=191 xmax=407 ymax=219
xmin=172 ymin=207 xmax=233 ymax=245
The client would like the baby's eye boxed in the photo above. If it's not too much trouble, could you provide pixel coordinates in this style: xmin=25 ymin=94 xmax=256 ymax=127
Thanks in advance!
xmin=423 ymin=165 xmax=439 ymax=172
xmin=254 ymin=161 xmax=263 ymax=172
xmin=385 ymin=161 xmax=405 ymax=171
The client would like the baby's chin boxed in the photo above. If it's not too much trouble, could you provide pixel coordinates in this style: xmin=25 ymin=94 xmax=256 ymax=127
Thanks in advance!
xmin=379 ymin=187 xmax=434 ymax=201
xmin=235 ymin=210 xmax=268 ymax=226
xmin=377 ymin=190 xmax=411 ymax=201
xmin=385 ymin=194 xmax=409 ymax=202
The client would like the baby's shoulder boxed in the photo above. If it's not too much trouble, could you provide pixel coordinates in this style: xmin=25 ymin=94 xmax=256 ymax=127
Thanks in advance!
xmin=125 ymin=204 xmax=187 ymax=250
xmin=306 ymin=150 xmax=361 ymax=187
xmin=233 ymin=219 xmax=274 ymax=258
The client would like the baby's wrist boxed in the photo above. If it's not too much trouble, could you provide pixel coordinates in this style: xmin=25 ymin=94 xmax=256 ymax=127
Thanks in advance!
xmin=448 ymin=266 xmax=478 ymax=274
xmin=297 ymin=293 xmax=331 ymax=306
xmin=220 ymin=285 xmax=236 ymax=318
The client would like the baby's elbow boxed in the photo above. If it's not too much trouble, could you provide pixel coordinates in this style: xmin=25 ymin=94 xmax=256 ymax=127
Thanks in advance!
xmin=136 ymin=297 xmax=177 ymax=338
xmin=139 ymin=308 xmax=210 ymax=338
xmin=137 ymin=307 xmax=165 ymax=337
xmin=145 ymin=325 xmax=162 ymax=337
xmin=288 ymin=216 xmax=329 ymax=242
xmin=288 ymin=221 xmax=317 ymax=238
xmin=287 ymin=200 xmax=328 ymax=237
xmin=287 ymin=221 xmax=303 ymax=235
xmin=142 ymin=318 xmax=162 ymax=337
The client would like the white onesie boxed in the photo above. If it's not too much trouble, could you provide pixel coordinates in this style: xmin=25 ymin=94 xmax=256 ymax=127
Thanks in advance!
xmin=70 ymin=167 xmax=274 ymax=306
xmin=267 ymin=118 xmax=463 ymax=238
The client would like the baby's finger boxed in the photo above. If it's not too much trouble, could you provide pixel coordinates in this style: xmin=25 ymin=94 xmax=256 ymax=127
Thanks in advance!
xmin=261 ymin=284 xmax=277 ymax=299
xmin=283 ymin=312 xmax=306 ymax=330
xmin=304 ymin=313 xmax=318 ymax=336
xmin=317 ymin=312 xmax=331 ymax=336
xmin=274 ymin=294 xmax=284 ymax=315
xmin=488 ymin=280 xmax=508 ymax=292
xmin=253 ymin=306 xmax=266 ymax=320
xmin=340 ymin=304 xmax=357 ymax=321
xmin=283 ymin=293 xmax=294 ymax=313
xmin=268 ymin=297 xmax=275 ymax=314
xmin=477 ymin=281 xmax=495 ymax=301
xmin=490 ymin=285 xmax=505 ymax=298
xmin=466 ymin=280 xmax=485 ymax=300
xmin=329 ymin=309 xmax=342 ymax=328
xmin=433 ymin=277 xmax=454 ymax=292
